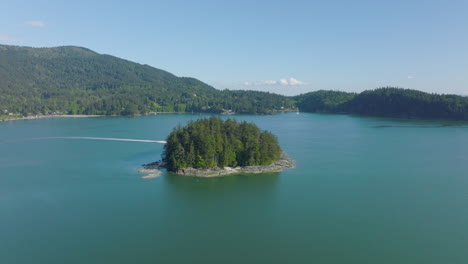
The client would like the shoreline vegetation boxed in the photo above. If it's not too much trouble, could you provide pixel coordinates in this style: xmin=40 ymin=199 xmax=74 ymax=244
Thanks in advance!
xmin=0 ymin=112 xmax=199 ymax=122
xmin=0 ymin=114 xmax=103 ymax=122
xmin=141 ymin=153 xmax=294 ymax=178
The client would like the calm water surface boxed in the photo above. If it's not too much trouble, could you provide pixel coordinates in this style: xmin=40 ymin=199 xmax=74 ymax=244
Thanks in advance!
xmin=0 ymin=113 xmax=467 ymax=263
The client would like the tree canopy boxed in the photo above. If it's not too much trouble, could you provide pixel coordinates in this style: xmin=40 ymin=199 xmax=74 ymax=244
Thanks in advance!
xmin=0 ymin=44 xmax=295 ymax=116
xmin=294 ymin=90 xmax=357 ymax=113
xmin=162 ymin=117 xmax=282 ymax=171
xmin=295 ymin=88 xmax=468 ymax=120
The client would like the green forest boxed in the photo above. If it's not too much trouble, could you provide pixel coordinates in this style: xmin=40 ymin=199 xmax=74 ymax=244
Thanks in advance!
xmin=162 ymin=117 xmax=282 ymax=171
xmin=1 ymin=44 xmax=468 ymax=120
xmin=295 ymin=88 xmax=468 ymax=120
xmin=0 ymin=45 xmax=295 ymax=115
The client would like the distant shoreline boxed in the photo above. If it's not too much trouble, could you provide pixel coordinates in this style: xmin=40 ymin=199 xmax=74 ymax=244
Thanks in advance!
xmin=0 ymin=113 xmax=185 ymax=122
xmin=0 ymin=111 xmax=296 ymax=123
xmin=0 ymin=114 xmax=103 ymax=122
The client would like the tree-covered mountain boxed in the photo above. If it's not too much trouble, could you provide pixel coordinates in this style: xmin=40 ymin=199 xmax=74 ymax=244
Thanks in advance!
xmin=344 ymin=88 xmax=468 ymax=120
xmin=0 ymin=44 xmax=295 ymax=115
xmin=295 ymin=88 xmax=468 ymax=120
xmin=1 ymin=44 xmax=467 ymax=120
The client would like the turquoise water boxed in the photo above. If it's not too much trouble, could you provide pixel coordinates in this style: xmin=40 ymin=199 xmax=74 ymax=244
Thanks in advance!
xmin=0 ymin=113 xmax=467 ymax=263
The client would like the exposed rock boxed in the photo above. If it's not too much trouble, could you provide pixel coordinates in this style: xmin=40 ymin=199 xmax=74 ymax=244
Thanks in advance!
xmin=139 ymin=161 xmax=165 ymax=179
xmin=174 ymin=155 xmax=294 ymax=177
xmin=140 ymin=171 xmax=162 ymax=179
xmin=142 ymin=154 xmax=294 ymax=178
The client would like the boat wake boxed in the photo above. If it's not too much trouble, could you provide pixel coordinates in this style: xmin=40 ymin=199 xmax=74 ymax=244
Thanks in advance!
xmin=30 ymin=137 xmax=167 ymax=144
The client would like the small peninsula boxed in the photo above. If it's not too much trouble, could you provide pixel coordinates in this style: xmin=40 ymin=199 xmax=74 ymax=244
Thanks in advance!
xmin=155 ymin=117 xmax=293 ymax=177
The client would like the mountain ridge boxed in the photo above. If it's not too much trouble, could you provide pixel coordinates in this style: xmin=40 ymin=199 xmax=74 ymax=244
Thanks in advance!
xmin=0 ymin=44 xmax=293 ymax=115
xmin=1 ymin=44 xmax=467 ymax=120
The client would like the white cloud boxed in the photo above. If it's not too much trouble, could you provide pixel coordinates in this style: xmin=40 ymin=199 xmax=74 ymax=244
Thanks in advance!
xmin=407 ymin=75 xmax=415 ymax=79
xmin=0 ymin=34 xmax=25 ymax=42
xmin=243 ymin=77 xmax=307 ymax=86
xmin=24 ymin=20 xmax=46 ymax=27
xmin=263 ymin=80 xmax=278 ymax=85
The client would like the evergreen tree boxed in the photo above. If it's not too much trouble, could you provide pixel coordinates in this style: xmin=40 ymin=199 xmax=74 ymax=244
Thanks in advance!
xmin=162 ymin=117 xmax=282 ymax=171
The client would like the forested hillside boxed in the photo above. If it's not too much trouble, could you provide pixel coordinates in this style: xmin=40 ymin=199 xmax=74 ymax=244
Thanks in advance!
xmin=295 ymin=90 xmax=357 ymax=113
xmin=344 ymin=88 xmax=468 ymax=120
xmin=295 ymin=88 xmax=468 ymax=120
xmin=0 ymin=44 xmax=295 ymax=115
xmin=1 ymin=44 xmax=467 ymax=120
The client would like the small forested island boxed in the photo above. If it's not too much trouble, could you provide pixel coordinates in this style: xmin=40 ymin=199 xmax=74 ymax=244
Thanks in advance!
xmin=153 ymin=117 xmax=293 ymax=177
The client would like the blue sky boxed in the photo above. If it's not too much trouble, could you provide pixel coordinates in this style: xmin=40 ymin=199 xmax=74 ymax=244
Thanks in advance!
xmin=1 ymin=0 xmax=467 ymax=95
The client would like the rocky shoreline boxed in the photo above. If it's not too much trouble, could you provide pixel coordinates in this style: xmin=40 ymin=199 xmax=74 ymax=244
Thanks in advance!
xmin=138 ymin=161 xmax=165 ymax=179
xmin=141 ymin=153 xmax=294 ymax=178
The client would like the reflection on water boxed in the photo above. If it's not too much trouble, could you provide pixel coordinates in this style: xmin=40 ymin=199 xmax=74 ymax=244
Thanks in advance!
xmin=364 ymin=116 xmax=468 ymax=128
xmin=163 ymin=172 xmax=280 ymax=195
xmin=373 ymin=124 xmax=468 ymax=128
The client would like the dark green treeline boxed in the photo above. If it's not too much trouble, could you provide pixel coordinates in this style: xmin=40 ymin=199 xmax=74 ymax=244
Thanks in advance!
xmin=295 ymin=88 xmax=468 ymax=120
xmin=162 ymin=117 xmax=282 ymax=171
